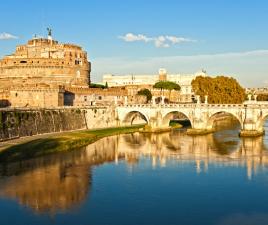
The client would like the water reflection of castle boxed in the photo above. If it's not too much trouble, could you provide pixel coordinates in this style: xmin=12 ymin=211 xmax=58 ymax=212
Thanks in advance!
xmin=0 ymin=141 xmax=117 ymax=214
xmin=0 ymin=130 xmax=267 ymax=214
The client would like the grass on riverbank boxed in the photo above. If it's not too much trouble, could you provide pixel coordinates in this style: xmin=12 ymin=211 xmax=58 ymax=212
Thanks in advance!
xmin=0 ymin=125 xmax=143 ymax=163
xmin=169 ymin=120 xmax=183 ymax=129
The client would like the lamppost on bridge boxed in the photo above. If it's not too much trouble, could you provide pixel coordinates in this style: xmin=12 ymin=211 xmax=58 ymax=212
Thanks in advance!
xmin=196 ymin=95 xmax=201 ymax=104
xmin=161 ymin=96 xmax=165 ymax=105
xmin=152 ymin=96 xmax=156 ymax=106
xmin=247 ymin=94 xmax=252 ymax=102
xmin=205 ymin=95 xmax=208 ymax=104
xmin=254 ymin=95 xmax=258 ymax=102
xmin=124 ymin=96 xmax=128 ymax=106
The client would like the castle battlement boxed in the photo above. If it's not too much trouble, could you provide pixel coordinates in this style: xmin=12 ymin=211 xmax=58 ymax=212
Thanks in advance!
xmin=65 ymin=87 xmax=128 ymax=96
xmin=27 ymin=38 xmax=59 ymax=46
xmin=0 ymin=57 xmax=90 ymax=68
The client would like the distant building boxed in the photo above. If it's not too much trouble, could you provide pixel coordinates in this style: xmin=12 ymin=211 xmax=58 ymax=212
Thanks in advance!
xmin=246 ymin=87 xmax=268 ymax=94
xmin=246 ymin=87 xmax=268 ymax=101
xmin=103 ymin=69 xmax=207 ymax=102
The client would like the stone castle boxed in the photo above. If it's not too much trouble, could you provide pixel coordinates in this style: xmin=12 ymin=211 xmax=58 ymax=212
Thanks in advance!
xmin=0 ymin=31 xmax=91 ymax=88
xmin=0 ymin=31 xmax=131 ymax=107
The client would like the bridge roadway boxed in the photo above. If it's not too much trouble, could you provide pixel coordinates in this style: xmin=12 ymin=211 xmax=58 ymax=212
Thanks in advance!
xmin=115 ymin=101 xmax=268 ymax=136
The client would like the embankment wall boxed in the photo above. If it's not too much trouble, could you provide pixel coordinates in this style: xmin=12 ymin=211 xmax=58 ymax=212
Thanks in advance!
xmin=0 ymin=107 xmax=117 ymax=141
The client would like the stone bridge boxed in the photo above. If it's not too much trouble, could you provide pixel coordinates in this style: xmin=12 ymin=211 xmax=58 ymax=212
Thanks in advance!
xmin=116 ymin=101 xmax=268 ymax=136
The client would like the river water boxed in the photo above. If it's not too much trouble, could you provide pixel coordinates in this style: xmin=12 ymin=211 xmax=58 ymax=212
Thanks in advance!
xmin=0 ymin=121 xmax=268 ymax=225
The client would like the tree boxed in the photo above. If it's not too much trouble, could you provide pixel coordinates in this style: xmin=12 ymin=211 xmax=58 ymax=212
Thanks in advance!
xmin=89 ymin=83 xmax=107 ymax=89
xmin=105 ymin=82 xmax=108 ymax=89
xmin=137 ymin=88 xmax=152 ymax=103
xmin=153 ymin=81 xmax=181 ymax=102
xmin=191 ymin=76 xmax=246 ymax=104
xmin=257 ymin=94 xmax=268 ymax=101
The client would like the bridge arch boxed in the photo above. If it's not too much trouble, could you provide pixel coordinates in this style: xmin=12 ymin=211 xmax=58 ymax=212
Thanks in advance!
xmin=123 ymin=133 xmax=147 ymax=149
xmin=207 ymin=111 xmax=242 ymax=130
xmin=123 ymin=110 xmax=149 ymax=125
xmin=162 ymin=111 xmax=192 ymax=127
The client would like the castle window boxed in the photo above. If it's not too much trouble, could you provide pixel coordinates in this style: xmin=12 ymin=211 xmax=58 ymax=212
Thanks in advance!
xmin=15 ymin=93 xmax=18 ymax=97
xmin=84 ymin=96 xmax=87 ymax=102
xmin=75 ymin=59 xmax=81 ymax=65
xmin=20 ymin=60 xmax=27 ymax=64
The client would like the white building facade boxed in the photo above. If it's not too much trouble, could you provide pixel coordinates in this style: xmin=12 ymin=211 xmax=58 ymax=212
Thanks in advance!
xmin=102 ymin=69 xmax=207 ymax=103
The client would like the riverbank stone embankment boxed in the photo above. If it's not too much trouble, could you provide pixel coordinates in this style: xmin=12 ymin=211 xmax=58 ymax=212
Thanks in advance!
xmin=0 ymin=107 xmax=117 ymax=142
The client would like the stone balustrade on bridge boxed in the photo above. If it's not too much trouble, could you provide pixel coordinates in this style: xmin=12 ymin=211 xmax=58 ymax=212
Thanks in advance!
xmin=115 ymin=102 xmax=268 ymax=137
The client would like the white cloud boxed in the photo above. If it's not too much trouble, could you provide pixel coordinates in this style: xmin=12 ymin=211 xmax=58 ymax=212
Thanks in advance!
xmin=119 ymin=33 xmax=195 ymax=48
xmin=0 ymin=32 xmax=18 ymax=40
xmin=166 ymin=36 xmax=196 ymax=44
xmin=119 ymin=33 xmax=152 ymax=42
xmin=155 ymin=36 xmax=170 ymax=48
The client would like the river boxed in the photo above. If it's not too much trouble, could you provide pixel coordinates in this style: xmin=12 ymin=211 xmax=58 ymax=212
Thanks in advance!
xmin=0 ymin=120 xmax=268 ymax=225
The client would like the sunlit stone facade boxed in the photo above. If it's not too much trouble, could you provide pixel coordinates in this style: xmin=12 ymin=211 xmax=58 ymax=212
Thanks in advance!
xmin=0 ymin=34 xmax=91 ymax=88
xmin=0 ymin=32 xmax=148 ymax=107
xmin=103 ymin=69 xmax=207 ymax=102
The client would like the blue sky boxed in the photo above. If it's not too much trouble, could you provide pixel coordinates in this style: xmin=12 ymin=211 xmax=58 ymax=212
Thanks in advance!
xmin=1 ymin=0 xmax=268 ymax=86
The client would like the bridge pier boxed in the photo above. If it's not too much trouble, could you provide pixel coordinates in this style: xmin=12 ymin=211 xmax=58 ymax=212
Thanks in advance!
xmin=143 ymin=110 xmax=173 ymax=132
xmin=239 ymin=129 xmax=265 ymax=137
xmin=186 ymin=128 xmax=215 ymax=135
xmin=239 ymin=104 xmax=266 ymax=137
xmin=186 ymin=119 xmax=215 ymax=135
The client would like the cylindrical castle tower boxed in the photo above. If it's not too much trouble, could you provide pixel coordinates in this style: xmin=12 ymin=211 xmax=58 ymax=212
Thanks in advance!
xmin=0 ymin=30 xmax=91 ymax=88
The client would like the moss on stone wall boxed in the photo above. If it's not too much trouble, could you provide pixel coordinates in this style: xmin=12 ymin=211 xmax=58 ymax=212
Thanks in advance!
xmin=0 ymin=109 xmax=87 ymax=141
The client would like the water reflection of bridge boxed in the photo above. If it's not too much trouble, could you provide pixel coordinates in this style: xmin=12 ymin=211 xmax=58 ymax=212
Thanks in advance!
xmin=118 ymin=131 xmax=268 ymax=180
xmin=0 ymin=129 xmax=267 ymax=213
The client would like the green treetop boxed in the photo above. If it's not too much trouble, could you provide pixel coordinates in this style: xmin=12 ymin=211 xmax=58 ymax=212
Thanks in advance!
xmin=153 ymin=81 xmax=181 ymax=91
xmin=191 ymin=76 xmax=246 ymax=104
xmin=153 ymin=81 xmax=181 ymax=102
xmin=137 ymin=88 xmax=152 ymax=103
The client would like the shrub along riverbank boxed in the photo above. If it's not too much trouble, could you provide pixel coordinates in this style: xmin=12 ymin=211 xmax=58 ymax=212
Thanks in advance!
xmin=0 ymin=125 xmax=144 ymax=163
